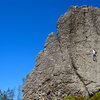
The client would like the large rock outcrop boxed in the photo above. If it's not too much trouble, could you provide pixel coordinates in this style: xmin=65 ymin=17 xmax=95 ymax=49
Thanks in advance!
xmin=23 ymin=6 xmax=100 ymax=100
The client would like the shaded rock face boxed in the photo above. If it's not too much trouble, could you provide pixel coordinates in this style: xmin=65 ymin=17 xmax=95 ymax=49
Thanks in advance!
xmin=23 ymin=6 xmax=100 ymax=100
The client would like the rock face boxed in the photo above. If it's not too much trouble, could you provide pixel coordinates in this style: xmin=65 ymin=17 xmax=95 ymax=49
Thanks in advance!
xmin=23 ymin=6 xmax=100 ymax=100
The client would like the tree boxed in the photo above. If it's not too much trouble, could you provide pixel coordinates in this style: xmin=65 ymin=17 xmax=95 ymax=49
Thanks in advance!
xmin=0 ymin=89 xmax=14 ymax=100
xmin=17 ymin=85 xmax=22 ymax=100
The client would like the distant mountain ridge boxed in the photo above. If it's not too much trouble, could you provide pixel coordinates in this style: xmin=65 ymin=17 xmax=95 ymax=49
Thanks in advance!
xmin=23 ymin=6 xmax=100 ymax=100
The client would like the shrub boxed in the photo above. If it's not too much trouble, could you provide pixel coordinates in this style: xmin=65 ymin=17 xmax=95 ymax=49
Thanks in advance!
xmin=61 ymin=92 xmax=100 ymax=100
xmin=91 ymin=92 xmax=100 ymax=100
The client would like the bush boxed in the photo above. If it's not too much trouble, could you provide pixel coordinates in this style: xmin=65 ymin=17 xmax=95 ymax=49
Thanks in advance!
xmin=91 ymin=92 xmax=100 ymax=100
xmin=61 ymin=96 xmax=88 ymax=100
xmin=61 ymin=92 xmax=100 ymax=100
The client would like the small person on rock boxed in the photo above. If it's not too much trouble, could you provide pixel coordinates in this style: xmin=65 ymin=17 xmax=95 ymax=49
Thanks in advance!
xmin=92 ymin=49 xmax=97 ymax=61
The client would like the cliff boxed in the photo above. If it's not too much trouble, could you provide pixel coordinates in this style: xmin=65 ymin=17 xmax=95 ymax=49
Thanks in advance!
xmin=22 ymin=6 xmax=100 ymax=100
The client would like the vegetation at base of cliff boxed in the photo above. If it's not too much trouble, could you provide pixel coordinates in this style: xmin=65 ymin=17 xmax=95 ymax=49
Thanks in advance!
xmin=61 ymin=92 xmax=100 ymax=100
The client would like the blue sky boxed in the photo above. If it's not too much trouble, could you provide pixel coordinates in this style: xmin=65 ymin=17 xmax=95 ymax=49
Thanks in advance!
xmin=0 ymin=0 xmax=100 ymax=96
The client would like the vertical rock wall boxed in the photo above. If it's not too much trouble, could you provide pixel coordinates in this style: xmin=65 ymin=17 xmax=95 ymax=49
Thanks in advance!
xmin=23 ymin=6 xmax=100 ymax=100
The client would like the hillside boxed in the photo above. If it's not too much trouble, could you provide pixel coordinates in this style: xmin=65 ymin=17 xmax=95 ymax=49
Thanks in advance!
xmin=22 ymin=6 xmax=100 ymax=100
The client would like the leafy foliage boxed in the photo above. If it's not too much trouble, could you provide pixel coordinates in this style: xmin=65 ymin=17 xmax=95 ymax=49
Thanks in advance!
xmin=61 ymin=92 xmax=100 ymax=100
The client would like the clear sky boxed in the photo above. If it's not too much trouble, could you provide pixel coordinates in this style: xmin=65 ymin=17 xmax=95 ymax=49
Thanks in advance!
xmin=0 ymin=0 xmax=100 ymax=96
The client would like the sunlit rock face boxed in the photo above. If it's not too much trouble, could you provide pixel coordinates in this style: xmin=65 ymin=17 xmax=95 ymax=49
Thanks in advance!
xmin=23 ymin=6 xmax=100 ymax=100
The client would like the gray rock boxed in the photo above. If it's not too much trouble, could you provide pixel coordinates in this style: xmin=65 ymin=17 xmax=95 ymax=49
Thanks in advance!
xmin=22 ymin=6 xmax=100 ymax=100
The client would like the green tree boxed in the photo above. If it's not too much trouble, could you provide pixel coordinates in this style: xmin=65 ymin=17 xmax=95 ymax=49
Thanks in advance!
xmin=0 ymin=89 xmax=14 ymax=100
